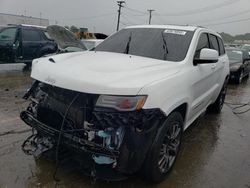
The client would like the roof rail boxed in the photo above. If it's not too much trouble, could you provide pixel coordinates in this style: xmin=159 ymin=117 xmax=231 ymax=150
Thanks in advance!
xmin=7 ymin=24 xmax=46 ymax=29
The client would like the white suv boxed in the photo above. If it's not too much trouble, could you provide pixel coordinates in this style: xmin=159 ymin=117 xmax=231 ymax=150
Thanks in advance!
xmin=21 ymin=25 xmax=229 ymax=182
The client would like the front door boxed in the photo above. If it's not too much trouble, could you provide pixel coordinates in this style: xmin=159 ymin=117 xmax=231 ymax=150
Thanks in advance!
xmin=21 ymin=28 xmax=42 ymax=61
xmin=188 ymin=32 xmax=218 ymax=121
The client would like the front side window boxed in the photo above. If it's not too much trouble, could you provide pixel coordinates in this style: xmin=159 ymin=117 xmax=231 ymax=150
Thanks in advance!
xmin=95 ymin=28 xmax=194 ymax=62
xmin=209 ymin=34 xmax=219 ymax=53
xmin=22 ymin=29 xmax=41 ymax=41
xmin=0 ymin=27 xmax=17 ymax=42
xmin=195 ymin=33 xmax=209 ymax=58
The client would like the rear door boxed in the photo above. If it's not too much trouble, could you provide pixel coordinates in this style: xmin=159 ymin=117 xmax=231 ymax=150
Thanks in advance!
xmin=21 ymin=28 xmax=43 ymax=61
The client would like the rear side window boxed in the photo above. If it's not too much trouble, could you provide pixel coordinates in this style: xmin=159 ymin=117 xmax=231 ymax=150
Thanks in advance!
xmin=218 ymin=37 xmax=225 ymax=55
xmin=195 ymin=33 xmax=209 ymax=58
xmin=209 ymin=34 xmax=219 ymax=53
xmin=243 ymin=51 xmax=249 ymax=60
xmin=22 ymin=29 xmax=41 ymax=41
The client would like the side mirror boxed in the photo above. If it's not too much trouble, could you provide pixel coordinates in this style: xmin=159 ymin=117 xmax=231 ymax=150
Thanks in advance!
xmin=194 ymin=48 xmax=219 ymax=65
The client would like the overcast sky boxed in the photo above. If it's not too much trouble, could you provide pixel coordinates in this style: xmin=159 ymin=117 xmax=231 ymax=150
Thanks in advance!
xmin=0 ymin=0 xmax=250 ymax=35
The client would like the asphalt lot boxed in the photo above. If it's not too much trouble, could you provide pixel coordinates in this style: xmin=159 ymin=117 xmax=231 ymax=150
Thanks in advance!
xmin=0 ymin=63 xmax=250 ymax=188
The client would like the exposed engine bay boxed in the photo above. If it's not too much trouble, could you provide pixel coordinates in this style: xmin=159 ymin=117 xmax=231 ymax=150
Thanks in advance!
xmin=20 ymin=81 xmax=164 ymax=180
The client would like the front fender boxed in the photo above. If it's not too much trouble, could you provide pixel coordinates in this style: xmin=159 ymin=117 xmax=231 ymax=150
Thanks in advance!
xmin=138 ymin=72 xmax=191 ymax=124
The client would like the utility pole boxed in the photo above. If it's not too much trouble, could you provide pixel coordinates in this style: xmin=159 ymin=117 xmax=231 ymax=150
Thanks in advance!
xmin=148 ymin=9 xmax=155 ymax=25
xmin=24 ymin=10 xmax=27 ymax=24
xmin=39 ymin=12 xmax=42 ymax=26
xmin=116 ymin=1 xmax=125 ymax=31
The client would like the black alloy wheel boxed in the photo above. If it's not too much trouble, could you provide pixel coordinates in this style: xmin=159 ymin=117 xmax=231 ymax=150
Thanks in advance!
xmin=143 ymin=112 xmax=183 ymax=182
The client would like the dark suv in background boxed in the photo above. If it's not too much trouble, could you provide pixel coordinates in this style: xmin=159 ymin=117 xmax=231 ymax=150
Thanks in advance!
xmin=0 ymin=25 xmax=57 ymax=65
xmin=0 ymin=24 xmax=86 ymax=66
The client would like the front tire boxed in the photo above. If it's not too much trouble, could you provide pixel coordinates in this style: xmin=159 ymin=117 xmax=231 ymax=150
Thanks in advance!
xmin=143 ymin=112 xmax=183 ymax=182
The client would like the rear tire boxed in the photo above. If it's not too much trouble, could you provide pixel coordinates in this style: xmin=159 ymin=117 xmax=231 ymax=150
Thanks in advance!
xmin=246 ymin=72 xmax=249 ymax=79
xmin=236 ymin=69 xmax=243 ymax=84
xmin=143 ymin=112 xmax=183 ymax=182
xmin=207 ymin=79 xmax=228 ymax=114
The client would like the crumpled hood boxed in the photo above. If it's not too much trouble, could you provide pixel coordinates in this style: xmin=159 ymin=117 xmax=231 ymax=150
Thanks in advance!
xmin=46 ymin=25 xmax=86 ymax=50
xmin=31 ymin=51 xmax=181 ymax=95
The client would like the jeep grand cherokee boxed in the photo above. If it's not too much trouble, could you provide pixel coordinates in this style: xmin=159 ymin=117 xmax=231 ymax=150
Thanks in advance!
xmin=21 ymin=25 xmax=229 ymax=182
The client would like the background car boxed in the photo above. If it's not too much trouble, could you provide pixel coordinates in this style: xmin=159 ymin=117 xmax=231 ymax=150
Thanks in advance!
xmin=241 ymin=44 xmax=250 ymax=56
xmin=226 ymin=48 xmax=250 ymax=84
xmin=0 ymin=25 xmax=5 ymax=30
xmin=224 ymin=43 xmax=242 ymax=48
xmin=0 ymin=24 xmax=57 ymax=65
xmin=0 ymin=24 xmax=86 ymax=66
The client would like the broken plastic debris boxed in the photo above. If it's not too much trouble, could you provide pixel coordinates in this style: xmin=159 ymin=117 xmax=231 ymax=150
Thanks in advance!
xmin=93 ymin=155 xmax=116 ymax=165
xmin=97 ymin=130 xmax=110 ymax=138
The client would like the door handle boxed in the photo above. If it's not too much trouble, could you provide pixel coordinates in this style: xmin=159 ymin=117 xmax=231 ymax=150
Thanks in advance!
xmin=211 ymin=65 xmax=216 ymax=70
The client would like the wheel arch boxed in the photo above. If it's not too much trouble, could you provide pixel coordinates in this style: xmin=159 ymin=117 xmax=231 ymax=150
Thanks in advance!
xmin=161 ymin=99 xmax=189 ymax=125
xmin=171 ymin=103 xmax=188 ymax=124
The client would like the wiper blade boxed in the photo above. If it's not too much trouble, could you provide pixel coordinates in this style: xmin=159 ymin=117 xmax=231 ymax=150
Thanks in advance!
xmin=124 ymin=32 xmax=132 ymax=54
xmin=161 ymin=31 xmax=169 ymax=60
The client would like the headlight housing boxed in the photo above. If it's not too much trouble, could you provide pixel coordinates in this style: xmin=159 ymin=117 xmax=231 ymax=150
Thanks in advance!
xmin=96 ymin=95 xmax=147 ymax=111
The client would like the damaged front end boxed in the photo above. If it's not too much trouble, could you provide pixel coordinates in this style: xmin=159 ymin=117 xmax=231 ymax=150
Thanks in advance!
xmin=20 ymin=81 xmax=164 ymax=180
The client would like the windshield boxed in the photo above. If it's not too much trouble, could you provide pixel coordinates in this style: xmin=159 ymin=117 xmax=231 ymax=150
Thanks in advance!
xmin=226 ymin=50 xmax=243 ymax=63
xmin=95 ymin=28 xmax=194 ymax=62
xmin=46 ymin=25 xmax=87 ymax=51
xmin=0 ymin=27 xmax=17 ymax=42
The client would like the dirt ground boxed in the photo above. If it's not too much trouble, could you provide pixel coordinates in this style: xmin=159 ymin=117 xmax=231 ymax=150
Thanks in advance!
xmin=0 ymin=64 xmax=250 ymax=188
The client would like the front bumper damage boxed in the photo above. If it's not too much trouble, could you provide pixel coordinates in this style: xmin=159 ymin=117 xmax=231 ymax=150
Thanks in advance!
xmin=20 ymin=81 xmax=164 ymax=180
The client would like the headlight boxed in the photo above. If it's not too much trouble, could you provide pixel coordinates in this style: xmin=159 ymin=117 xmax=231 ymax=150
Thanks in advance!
xmin=96 ymin=95 xmax=147 ymax=111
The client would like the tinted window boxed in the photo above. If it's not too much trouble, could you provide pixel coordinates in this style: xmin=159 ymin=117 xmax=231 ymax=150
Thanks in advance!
xmin=209 ymin=34 xmax=219 ymax=53
xmin=22 ymin=29 xmax=41 ymax=41
xmin=218 ymin=37 xmax=225 ymax=55
xmin=243 ymin=51 xmax=249 ymax=60
xmin=0 ymin=27 xmax=17 ymax=41
xmin=242 ymin=45 xmax=250 ymax=51
xmin=195 ymin=33 xmax=209 ymax=58
xmin=95 ymin=28 xmax=194 ymax=62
